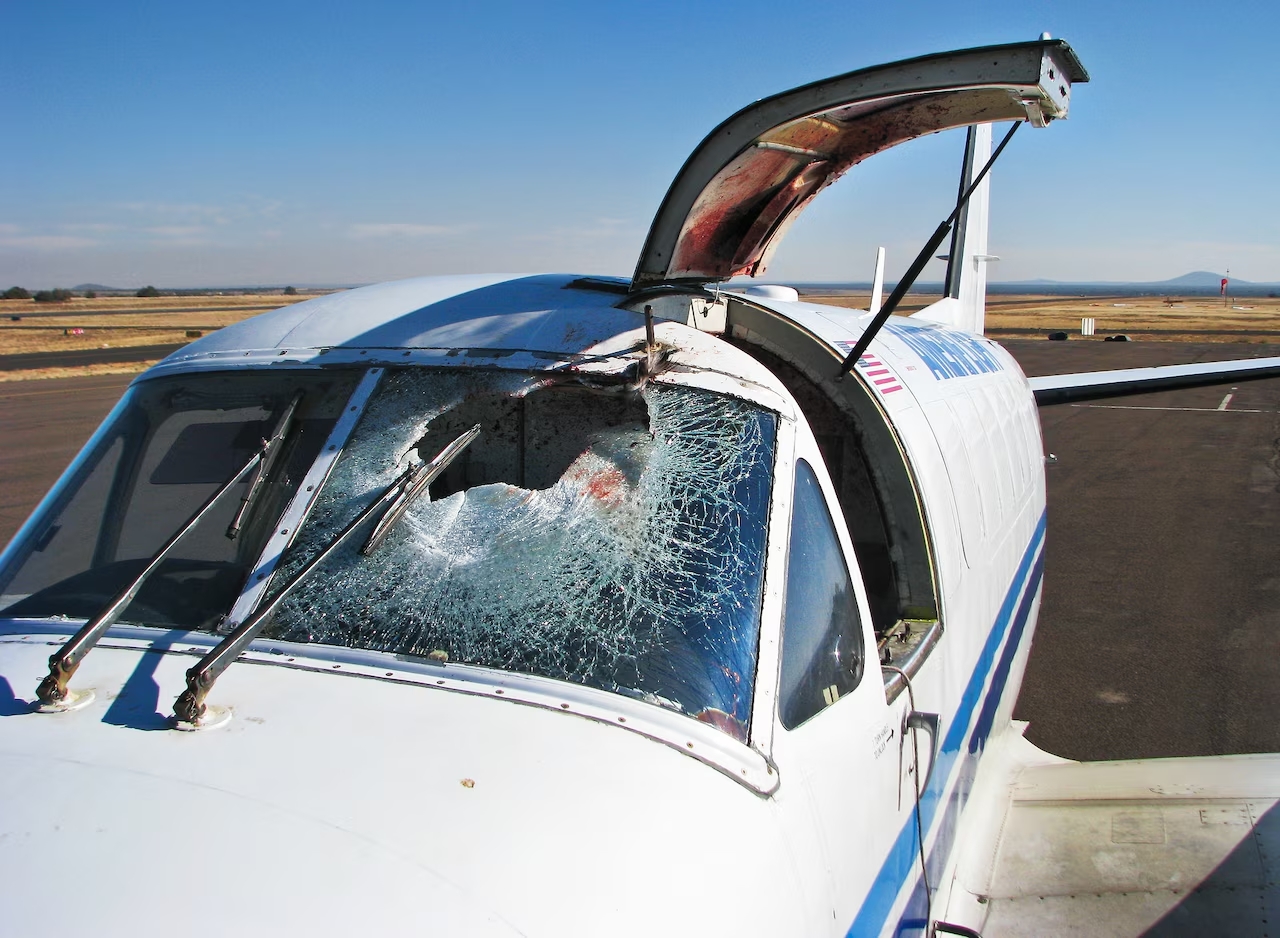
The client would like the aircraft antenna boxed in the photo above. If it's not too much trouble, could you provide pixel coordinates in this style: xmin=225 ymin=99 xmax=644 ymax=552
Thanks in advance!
xmin=868 ymin=247 xmax=886 ymax=317
xmin=838 ymin=120 xmax=1023 ymax=377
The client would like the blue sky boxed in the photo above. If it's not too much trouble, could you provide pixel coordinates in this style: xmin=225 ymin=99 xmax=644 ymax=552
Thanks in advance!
xmin=2 ymin=0 xmax=1277 ymax=288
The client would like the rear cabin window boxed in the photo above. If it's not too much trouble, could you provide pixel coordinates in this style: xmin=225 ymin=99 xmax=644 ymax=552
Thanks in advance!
xmin=779 ymin=459 xmax=866 ymax=729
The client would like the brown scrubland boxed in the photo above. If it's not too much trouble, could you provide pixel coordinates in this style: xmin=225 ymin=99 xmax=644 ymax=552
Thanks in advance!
xmin=1 ymin=289 xmax=1276 ymax=382
xmin=803 ymin=292 xmax=1280 ymax=344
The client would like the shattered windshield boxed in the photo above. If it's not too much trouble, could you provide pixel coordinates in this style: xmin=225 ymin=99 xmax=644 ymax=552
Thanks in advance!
xmin=0 ymin=370 xmax=359 ymax=630
xmin=262 ymin=368 xmax=777 ymax=740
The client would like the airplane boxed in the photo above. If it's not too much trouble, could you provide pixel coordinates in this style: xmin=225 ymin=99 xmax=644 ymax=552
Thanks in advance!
xmin=2 ymin=37 xmax=1280 ymax=937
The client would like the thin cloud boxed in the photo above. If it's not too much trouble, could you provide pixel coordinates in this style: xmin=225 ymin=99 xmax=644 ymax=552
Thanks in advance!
xmin=145 ymin=226 xmax=209 ymax=238
xmin=517 ymin=220 xmax=642 ymax=244
xmin=349 ymin=223 xmax=455 ymax=239
xmin=62 ymin=222 xmax=121 ymax=233
xmin=0 ymin=234 xmax=98 ymax=250
xmin=118 ymin=201 xmax=225 ymax=217
xmin=115 ymin=200 xmax=281 ymax=227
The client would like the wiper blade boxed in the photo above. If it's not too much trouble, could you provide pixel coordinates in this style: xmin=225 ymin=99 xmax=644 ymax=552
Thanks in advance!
xmin=35 ymin=448 xmax=264 ymax=710
xmin=226 ymin=391 xmax=303 ymax=540
xmin=361 ymin=423 xmax=481 ymax=556
xmin=173 ymin=424 xmax=482 ymax=726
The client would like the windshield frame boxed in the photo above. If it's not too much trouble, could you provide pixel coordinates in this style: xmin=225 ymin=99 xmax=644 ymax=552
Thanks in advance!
xmin=256 ymin=367 xmax=781 ymax=740
xmin=0 ymin=359 xmax=796 ymax=783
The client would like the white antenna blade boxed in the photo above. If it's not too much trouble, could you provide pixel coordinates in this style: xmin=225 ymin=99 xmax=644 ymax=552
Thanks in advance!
xmin=869 ymin=246 xmax=886 ymax=316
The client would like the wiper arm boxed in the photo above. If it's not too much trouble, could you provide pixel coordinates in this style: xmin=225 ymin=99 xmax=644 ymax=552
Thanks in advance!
xmin=172 ymin=424 xmax=481 ymax=726
xmin=36 ymin=449 xmax=264 ymax=710
xmin=226 ymin=391 xmax=303 ymax=540
xmin=362 ymin=423 xmax=480 ymax=555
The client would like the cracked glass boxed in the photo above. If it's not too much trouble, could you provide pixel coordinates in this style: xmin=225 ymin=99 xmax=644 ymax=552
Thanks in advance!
xmin=262 ymin=368 xmax=777 ymax=740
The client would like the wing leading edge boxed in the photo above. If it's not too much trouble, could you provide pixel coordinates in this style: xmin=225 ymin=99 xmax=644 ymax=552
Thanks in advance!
xmin=1030 ymin=356 xmax=1280 ymax=405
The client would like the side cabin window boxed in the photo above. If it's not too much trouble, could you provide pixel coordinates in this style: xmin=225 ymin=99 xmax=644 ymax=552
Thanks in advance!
xmin=779 ymin=459 xmax=865 ymax=729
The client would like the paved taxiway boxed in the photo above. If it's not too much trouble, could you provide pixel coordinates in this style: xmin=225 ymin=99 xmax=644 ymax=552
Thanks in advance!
xmin=0 ymin=344 xmax=184 ymax=372
xmin=1005 ymin=340 xmax=1280 ymax=762
xmin=0 ymin=342 xmax=1276 ymax=763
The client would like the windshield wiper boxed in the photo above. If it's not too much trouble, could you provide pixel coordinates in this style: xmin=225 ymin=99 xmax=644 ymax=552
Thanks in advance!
xmin=173 ymin=424 xmax=481 ymax=726
xmin=35 ymin=450 xmax=264 ymax=709
xmin=226 ymin=391 xmax=303 ymax=540
xmin=35 ymin=393 xmax=307 ymax=709
xmin=362 ymin=423 xmax=481 ymax=555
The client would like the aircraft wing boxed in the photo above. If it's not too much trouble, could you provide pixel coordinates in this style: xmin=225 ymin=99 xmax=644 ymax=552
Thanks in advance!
xmin=968 ymin=750 xmax=1280 ymax=936
xmin=1030 ymin=355 xmax=1280 ymax=404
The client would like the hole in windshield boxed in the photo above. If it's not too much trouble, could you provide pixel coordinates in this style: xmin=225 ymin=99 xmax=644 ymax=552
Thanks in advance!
xmin=409 ymin=385 xmax=651 ymax=500
xmin=261 ymin=368 xmax=777 ymax=741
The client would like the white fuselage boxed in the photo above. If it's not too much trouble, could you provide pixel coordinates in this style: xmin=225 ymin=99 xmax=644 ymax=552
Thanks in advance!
xmin=0 ymin=274 xmax=1047 ymax=937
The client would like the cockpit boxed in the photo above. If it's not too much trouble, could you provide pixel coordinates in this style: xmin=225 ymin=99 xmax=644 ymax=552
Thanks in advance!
xmin=0 ymin=364 xmax=777 ymax=742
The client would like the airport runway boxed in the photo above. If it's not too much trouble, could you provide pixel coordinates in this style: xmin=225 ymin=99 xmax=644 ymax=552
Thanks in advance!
xmin=0 ymin=342 xmax=1276 ymax=763
xmin=0 ymin=343 xmax=183 ymax=371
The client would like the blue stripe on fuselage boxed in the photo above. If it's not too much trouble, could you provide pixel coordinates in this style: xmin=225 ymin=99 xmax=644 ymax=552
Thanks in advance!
xmin=847 ymin=510 xmax=1047 ymax=937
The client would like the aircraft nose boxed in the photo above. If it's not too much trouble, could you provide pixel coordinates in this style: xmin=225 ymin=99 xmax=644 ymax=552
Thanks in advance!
xmin=0 ymin=751 xmax=525 ymax=937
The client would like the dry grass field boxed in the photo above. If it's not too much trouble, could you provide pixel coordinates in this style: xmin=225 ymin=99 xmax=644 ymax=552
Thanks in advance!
xmin=0 ymin=293 xmax=323 ymax=380
xmin=803 ymin=291 xmax=1280 ymax=344
xmin=1 ymin=288 xmax=1276 ymax=383
xmin=0 ymin=293 xmax=313 ymax=356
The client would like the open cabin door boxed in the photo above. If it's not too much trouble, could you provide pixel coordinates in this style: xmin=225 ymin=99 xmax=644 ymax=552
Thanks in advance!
xmin=631 ymin=39 xmax=1087 ymax=291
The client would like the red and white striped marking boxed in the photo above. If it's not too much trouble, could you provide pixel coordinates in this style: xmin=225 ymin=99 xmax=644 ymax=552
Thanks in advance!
xmin=836 ymin=346 xmax=904 ymax=394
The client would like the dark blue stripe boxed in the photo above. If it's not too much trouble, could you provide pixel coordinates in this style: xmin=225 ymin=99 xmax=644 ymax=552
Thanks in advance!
xmin=895 ymin=550 xmax=1045 ymax=936
xmin=847 ymin=510 xmax=1046 ymax=936
xmin=969 ymin=552 xmax=1045 ymax=756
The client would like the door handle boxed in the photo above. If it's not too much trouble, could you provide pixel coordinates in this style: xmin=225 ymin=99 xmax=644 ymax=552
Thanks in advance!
xmin=905 ymin=710 xmax=941 ymax=791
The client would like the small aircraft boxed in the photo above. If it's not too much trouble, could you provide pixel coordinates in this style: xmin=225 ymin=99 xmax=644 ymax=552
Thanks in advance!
xmin=2 ymin=38 xmax=1279 ymax=937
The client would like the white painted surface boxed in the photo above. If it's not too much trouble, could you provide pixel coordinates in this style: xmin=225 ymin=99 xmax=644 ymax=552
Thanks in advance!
xmin=870 ymin=246 xmax=886 ymax=316
xmin=0 ymin=633 xmax=810 ymax=937
xmin=974 ymin=753 xmax=1280 ymax=936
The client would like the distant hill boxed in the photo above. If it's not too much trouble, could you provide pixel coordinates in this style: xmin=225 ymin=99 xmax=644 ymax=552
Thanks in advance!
xmin=1159 ymin=271 xmax=1248 ymax=286
xmin=997 ymin=271 xmax=1275 ymax=288
xmin=63 ymin=283 xmax=360 ymax=294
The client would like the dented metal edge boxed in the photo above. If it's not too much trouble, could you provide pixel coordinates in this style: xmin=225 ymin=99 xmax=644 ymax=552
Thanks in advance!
xmin=880 ymin=620 xmax=943 ymax=704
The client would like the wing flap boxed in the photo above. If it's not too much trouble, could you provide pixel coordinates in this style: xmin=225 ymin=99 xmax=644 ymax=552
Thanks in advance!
xmin=979 ymin=753 xmax=1280 ymax=937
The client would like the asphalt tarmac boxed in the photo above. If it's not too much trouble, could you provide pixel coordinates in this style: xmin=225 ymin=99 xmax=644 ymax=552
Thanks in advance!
xmin=1005 ymin=339 xmax=1280 ymax=761
xmin=0 ymin=341 xmax=1276 ymax=763
xmin=0 ymin=343 xmax=184 ymax=371
xmin=0 ymin=374 xmax=134 ymax=541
